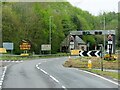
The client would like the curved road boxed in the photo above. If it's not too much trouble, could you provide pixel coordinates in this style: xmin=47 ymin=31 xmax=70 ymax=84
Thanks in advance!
xmin=1 ymin=57 xmax=119 ymax=89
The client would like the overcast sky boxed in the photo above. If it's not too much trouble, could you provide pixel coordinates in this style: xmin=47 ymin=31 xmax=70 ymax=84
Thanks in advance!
xmin=67 ymin=0 xmax=119 ymax=16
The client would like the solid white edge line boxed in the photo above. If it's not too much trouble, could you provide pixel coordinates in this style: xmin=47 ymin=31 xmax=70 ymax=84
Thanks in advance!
xmin=49 ymin=75 xmax=59 ymax=83
xmin=83 ymin=70 xmax=120 ymax=86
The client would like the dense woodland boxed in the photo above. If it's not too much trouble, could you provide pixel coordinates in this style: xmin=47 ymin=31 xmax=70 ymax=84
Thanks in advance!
xmin=2 ymin=2 xmax=118 ymax=54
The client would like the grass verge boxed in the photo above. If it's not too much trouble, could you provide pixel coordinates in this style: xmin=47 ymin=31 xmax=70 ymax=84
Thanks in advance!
xmin=63 ymin=57 xmax=120 ymax=80
xmin=81 ymin=68 xmax=120 ymax=80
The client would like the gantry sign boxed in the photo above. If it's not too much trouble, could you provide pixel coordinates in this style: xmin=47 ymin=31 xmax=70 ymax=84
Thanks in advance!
xmin=70 ymin=30 xmax=115 ymax=35
xmin=69 ymin=30 xmax=116 ymax=54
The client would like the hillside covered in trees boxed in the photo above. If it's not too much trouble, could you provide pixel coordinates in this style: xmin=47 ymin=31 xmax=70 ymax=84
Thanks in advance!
xmin=2 ymin=2 xmax=118 ymax=54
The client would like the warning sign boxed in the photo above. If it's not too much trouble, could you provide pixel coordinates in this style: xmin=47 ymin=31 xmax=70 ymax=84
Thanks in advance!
xmin=108 ymin=34 xmax=113 ymax=44
xmin=108 ymin=34 xmax=113 ymax=41
xmin=20 ymin=42 xmax=31 ymax=50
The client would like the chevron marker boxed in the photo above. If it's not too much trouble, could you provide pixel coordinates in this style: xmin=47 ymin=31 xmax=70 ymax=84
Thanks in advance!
xmin=79 ymin=51 xmax=84 ymax=57
xmin=87 ymin=51 xmax=92 ymax=57
xmin=95 ymin=51 xmax=100 ymax=57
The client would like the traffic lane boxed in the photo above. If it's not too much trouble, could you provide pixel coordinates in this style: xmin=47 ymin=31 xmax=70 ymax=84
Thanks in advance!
xmin=2 ymin=59 xmax=62 ymax=88
xmin=38 ymin=57 xmax=118 ymax=88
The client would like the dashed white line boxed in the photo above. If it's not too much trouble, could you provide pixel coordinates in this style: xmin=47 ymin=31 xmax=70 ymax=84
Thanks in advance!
xmin=38 ymin=63 xmax=41 ymax=65
xmin=37 ymin=67 xmax=40 ymax=69
xmin=36 ymin=62 xmax=66 ymax=89
xmin=62 ymin=85 xmax=66 ymax=89
xmin=83 ymin=70 xmax=120 ymax=86
xmin=49 ymin=75 xmax=59 ymax=83
xmin=36 ymin=65 xmax=38 ymax=67
xmin=40 ymin=69 xmax=48 ymax=75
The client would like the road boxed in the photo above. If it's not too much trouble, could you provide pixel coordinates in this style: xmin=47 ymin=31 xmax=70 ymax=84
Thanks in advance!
xmin=0 ymin=57 xmax=119 ymax=89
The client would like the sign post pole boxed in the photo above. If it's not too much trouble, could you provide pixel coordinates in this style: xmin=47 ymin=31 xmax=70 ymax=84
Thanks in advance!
xmin=98 ymin=44 xmax=103 ymax=71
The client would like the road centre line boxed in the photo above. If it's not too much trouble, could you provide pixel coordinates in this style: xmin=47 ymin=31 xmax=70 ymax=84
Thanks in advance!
xmin=40 ymin=69 xmax=48 ymax=75
xmin=49 ymin=75 xmax=59 ymax=83
xmin=83 ymin=70 xmax=120 ymax=86
xmin=36 ymin=61 xmax=66 ymax=89
xmin=62 ymin=85 xmax=66 ymax=89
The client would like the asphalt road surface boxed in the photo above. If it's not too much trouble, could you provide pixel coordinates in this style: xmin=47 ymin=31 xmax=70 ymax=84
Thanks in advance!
xmin=1 ymin=57 xmax=119 ymax=89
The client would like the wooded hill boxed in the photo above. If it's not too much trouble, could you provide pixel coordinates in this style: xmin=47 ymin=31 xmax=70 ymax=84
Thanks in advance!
xmin=2 ymin=2 xmax=118 ymax=54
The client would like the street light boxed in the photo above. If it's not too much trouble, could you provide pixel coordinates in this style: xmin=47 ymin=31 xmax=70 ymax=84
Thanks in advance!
xmin=98 ymin=44 xmax=103 ymax=71
xmin=49 ymin=16 xmax=53 ymax=54
xmin=103 ymin=13 xmax=106 ymax=56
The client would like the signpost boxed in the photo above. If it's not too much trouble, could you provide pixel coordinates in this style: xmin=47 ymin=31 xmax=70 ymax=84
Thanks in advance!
xmin=108 ymin=34 xmax=113 ymax=57
xmin=20 ymin=42 xmax=31 ymax=50
xmin=98 ymin=44 xmax=103 ymax=71
xmin=3 ymin=42 xmax=14 ymax=54
xmin=20 ymin=40 xmax=31 ymax=56
xmin=41 ymin=44 xmax=51 ymax=51
xmin=41 ymin=44 xmax=51 ymax=54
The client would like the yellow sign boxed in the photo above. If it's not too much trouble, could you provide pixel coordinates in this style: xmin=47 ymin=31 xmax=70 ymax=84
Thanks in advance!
xmin=20 ymin=53 xmax=29 ymax=56
xmin=0 ymin=48 xmax=7 ymax=53
xmin=20 ymin=42 xmax=31 ymax=50
xmin=70 ymin=50 xmax=80 ymax=55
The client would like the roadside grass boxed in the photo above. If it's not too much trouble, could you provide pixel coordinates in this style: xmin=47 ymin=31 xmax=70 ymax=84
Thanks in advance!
xmin=0 ymin=53 xmax=70 ymax=61
xmin=81 ymin=68 xmax=119 ymax=80
xmin=63 ymin=56 xmax=120 ymax=80
xmin=0 ymin=56 xmax=31 ymax=61
xmin=63 ymin=57 xmax=119 ymax=69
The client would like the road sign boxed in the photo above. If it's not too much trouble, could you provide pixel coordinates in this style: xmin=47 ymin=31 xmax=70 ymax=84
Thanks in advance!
xmin=108 ymin=34 xmax=113 ymax=41
xmin=70 ymin=50 xmax=80 ymax=55
xmin=20 ymin=42 xmax=31 ymax=50
xmin=79 ymin=50 xmax=101 ymax=57
xmin=41 ymin=44 xmax=51 ymax=51
xmin=3 ymin=42 xmax=14 ymax=50
xmin=0 ymin=48 xmax=7 ymax=53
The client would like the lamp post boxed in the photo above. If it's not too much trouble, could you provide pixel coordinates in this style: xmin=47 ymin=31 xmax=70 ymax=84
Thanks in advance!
xmin=49 ymin=16 xmax=52 ymax=55
xmin=99 ymin=44 xmax=103 ymax=71
xmin=103 ymin=13 xmax=106 ymax=56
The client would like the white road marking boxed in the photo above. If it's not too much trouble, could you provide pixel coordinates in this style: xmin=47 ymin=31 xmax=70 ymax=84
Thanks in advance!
xmin=0 ymin=66 xmax=7 ymax=89
xmin=0 ymin=82 xmax=2 ymax=86
xmin=36 ymin=62 xmax=66 ymax=88
xmin=83 ymin=70 xmax=120 ymax=86
xmin=38 ymin=63 xmax=41 ymax=65
xmin=40 ymin=69 xmax=48 ymax=75
xmin=1 ymin=78 xmax=4 ymax=81
xmin=36 ymin=65 xmax=38 ymax=67
xmin=1 ymin=75 xmax=4 ymax=79
xmin=37 ymin=67 xmax=40 ymax=69
xmin=49 ymin=75 xmax=59 ymax=83
xmin=62 ymin=85 xmax=66 ymax=89
xmin=20 ymin=60 xmax=23 ymax=62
